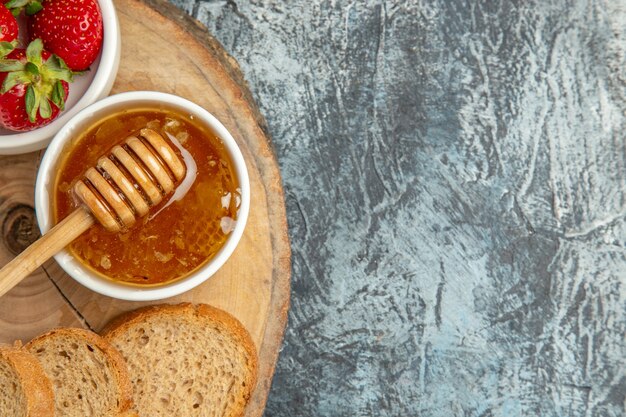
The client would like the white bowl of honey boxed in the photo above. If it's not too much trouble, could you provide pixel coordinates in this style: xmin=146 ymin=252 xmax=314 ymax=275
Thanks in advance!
xmin=34 ymin=91 xmax=250 ymax=301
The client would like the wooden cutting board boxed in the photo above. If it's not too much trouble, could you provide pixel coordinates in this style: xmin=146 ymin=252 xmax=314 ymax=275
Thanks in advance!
xmin=0 ymin=0 xmax=291 ymax=415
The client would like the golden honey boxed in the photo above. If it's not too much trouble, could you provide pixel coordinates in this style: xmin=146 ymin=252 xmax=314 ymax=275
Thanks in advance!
xmin=53 ymin=107 xmax=240 ymax=285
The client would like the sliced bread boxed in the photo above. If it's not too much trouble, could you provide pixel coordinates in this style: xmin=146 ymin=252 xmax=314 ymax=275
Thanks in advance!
xmin=0 ymin=344 xmax=55 ymax=417
xmin=102 ymin=303 xmax=258 ymax=417
xmin=25 ymin=328 xmax=134 ymax=417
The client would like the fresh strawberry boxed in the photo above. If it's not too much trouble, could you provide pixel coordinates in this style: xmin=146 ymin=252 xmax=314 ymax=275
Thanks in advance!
xmin=0 ymin=39 xmax=71 ymax=131
xmin=0 ymin=5 xmax=17 ymax=42
xmin=27 ymin=0 xmax=103 ymax=71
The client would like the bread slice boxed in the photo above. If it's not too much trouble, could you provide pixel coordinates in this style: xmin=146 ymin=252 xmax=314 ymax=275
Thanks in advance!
xmin=25 ymin=328 xmax=134 ymax=417
xmin=0 ymin=344 xmax=55 ymax=417
xmin=102 ymin=303 xmax=258 ymax=417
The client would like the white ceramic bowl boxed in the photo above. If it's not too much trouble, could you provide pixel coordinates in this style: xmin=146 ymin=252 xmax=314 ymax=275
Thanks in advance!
xmin=35 ymin=91 xmax=250 ymax=301
xmin=0 ymin=0 xmax=121 ymax=155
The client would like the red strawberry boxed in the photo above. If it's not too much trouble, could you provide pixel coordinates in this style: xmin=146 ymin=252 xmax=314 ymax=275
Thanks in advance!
xmin=0 ymin=5 xmax=17 ymax=42
xmin=0 ymin=39 xmax=72 ymax=131
xmin=27 ymin=0 xmax=103 ymax=71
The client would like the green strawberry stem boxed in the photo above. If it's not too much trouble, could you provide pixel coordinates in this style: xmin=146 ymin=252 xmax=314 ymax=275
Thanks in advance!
xmin=5 ymin=0 xmax=42 ymax=16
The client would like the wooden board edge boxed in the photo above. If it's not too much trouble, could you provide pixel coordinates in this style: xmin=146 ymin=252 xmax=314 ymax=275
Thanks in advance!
xmin=126 ymin=0 xmax=292 ymax=414
xmin=141 ymin=0 xmax=272 ymax=140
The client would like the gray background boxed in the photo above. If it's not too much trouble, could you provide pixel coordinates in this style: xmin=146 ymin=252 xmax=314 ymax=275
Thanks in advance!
xmin=170 ymin=1 xmax=625 ymax=415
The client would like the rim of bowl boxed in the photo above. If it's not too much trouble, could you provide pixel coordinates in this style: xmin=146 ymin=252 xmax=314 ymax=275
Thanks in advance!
xmin=35 ymin=91 xmax=251 ymax=301
xmin=0 ymin=0 xmax=121 ymax=155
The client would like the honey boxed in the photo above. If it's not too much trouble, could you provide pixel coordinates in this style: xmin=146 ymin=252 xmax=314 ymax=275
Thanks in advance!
xmin=53 ymin=107 xmax=240 ymax=285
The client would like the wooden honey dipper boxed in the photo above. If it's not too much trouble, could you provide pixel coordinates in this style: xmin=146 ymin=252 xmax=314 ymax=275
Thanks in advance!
xmin=0 ymin=128 xmax=186 ymax=297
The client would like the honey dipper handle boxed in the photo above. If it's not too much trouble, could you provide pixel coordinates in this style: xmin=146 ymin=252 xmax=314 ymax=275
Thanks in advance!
xmin=0 ymin=208 xmax=95 ymax=298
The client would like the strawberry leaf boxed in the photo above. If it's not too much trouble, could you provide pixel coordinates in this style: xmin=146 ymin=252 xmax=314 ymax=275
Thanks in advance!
xmin=0 ymin=59 xmax=24 ymax=72
xmin=4 ymin=0 xmax=29 ymax=9
xmin=25 ymin=84 xmax=38 ymax=122
xmin=1 ymin=70 xmax=27 ymax=93
xmin=0 ymin=41 xmax=16 ymax=58
xmin=25 ymin=1 xmax=42 ymax=15
xmin=24 ymin=62 xmax=39 ymax=76
xmin=39 ymin=96 xmax=52 ymax=119
xmin=43 ymin=54 xmax=73 ymax=83
xmin=26 ymin=39 xmax=43 ymax=66
xmin=51 ymin=80 xmax=65 ymax=110
xmin=5 ymin=0 xmax=42 ymax=16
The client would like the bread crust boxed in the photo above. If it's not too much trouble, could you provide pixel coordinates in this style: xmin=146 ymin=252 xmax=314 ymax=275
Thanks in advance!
xmin=0 ymin=344 xmax=55 ymax=417
xmin=101 ymin=303 xmax=259 ymax=417
xmin=25 ymin=328 xmax=134 ymax=415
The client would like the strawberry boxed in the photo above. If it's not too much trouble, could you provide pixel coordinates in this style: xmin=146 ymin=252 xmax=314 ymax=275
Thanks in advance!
xmin=26 ymin=0 xmax=103 ymax=71
xmin=0 ymin=5 xmax=17 ymax=42
xmin=0 ymin=39 xmax=71 ymax=131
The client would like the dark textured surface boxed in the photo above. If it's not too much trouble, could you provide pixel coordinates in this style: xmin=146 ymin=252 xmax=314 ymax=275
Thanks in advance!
xmin=169 ymin=1 xmax=625 ymax=415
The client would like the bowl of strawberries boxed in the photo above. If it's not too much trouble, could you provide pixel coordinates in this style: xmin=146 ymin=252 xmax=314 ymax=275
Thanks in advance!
xmin=0 ymin=0 xmax=120 ymax=154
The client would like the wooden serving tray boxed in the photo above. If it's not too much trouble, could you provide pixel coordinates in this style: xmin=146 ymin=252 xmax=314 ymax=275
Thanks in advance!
xmin=0 ymin=0 xmax=291 ymax=415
